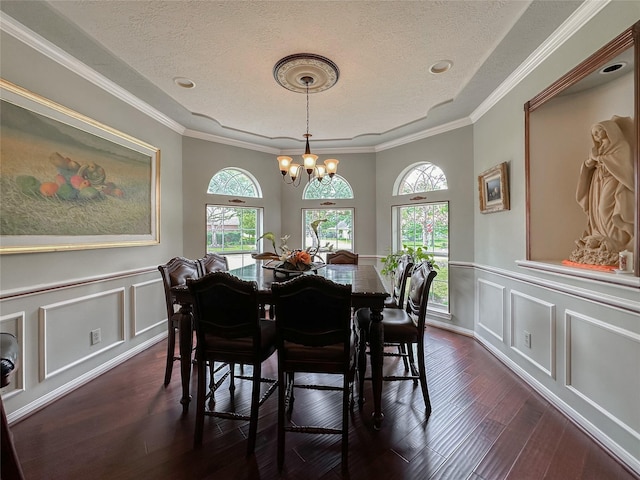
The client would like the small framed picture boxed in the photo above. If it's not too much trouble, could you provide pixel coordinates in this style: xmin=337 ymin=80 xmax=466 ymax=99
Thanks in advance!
xmin=478 ymin=162 xmax=510 ymax=214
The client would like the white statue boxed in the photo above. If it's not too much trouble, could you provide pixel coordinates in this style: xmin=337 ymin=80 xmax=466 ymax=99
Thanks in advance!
xmin=570 ymin=116 xmax=635 ymax=266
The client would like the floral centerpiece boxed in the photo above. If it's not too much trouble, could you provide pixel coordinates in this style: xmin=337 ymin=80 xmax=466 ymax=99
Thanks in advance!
xmin=252 ymin=219 xmax=333 ymax=273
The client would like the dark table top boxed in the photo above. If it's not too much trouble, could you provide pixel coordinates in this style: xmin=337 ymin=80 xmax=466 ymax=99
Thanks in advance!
xmin=230 ymin=263 xmax=388 ymax=300
xmin=172 ymin=263 xmax=389 ymax=308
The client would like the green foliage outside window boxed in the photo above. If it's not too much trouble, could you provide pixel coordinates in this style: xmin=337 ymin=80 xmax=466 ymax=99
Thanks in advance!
xmin=206 ymin=205 xmax=259 ymax=253
xmin=303 ymin=208 xmax=353 ymax=251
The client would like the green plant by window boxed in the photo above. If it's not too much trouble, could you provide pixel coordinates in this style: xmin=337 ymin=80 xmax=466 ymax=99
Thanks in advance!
xmin=380 ymin=245 xmax=438 ymax=277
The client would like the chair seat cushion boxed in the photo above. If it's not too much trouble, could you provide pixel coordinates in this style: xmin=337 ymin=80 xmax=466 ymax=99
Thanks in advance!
xmin=281 ymin=332 xmax=356 ymax=373
xmin=355 ymin=308 xmax=417 ymax=343
xmin=201 ymin=319 xmax=276 ymax=362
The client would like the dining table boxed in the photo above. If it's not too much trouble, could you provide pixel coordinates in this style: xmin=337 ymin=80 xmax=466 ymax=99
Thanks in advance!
xmin=171 ymin=262 xmax=391 ymax=429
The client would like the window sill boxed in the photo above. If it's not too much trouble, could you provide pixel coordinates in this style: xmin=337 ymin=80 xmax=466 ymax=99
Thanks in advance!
xmin=427 ymin=307 xmax=451 ymax=321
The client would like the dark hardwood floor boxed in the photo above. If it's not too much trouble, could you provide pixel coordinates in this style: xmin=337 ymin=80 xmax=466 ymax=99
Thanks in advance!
xmin=9 ymin=327 xmax=637 ymax=480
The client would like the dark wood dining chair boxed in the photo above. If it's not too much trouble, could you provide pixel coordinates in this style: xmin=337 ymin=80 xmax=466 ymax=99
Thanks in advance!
xmin=196 ymin=253 xmax=236 ymax=388
xmin=158 ymin=257 xmax=200 ymax=386
xmin=197 ymin=252 xmax=229 ymax=275
xmin=355 ymin=261 xmax=437 ymax=415
xmin=384 ymin=254 xmax=414 ymax=309
xmin=271 ymin=275 xmax=354 ymax=472
xmin=326 ymin=249 xmax=359 ymax=265
xmin=187 ymin=272 xmax=277 ymax=454
xmin=383 ymin=254 xmax=415 ymax=372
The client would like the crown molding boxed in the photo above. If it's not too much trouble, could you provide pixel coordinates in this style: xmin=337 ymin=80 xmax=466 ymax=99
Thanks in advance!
xmin=184 ymin=129 xmax=280 ymax=155
xmin=374 ymin=117 xmax=472 ymax=152
xmin=1 ymin=0 xmax=609 ymax=153
xmin=470 ymin=0 xmax=610 ymax=123
xmin=0 ymin=12 xmax=186 ymax=135
xmin=280 ymin=145 xmax=375 ymax=155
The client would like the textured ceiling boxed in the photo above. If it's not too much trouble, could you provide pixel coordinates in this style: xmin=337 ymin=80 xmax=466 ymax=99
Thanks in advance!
xmin=1 ymin=0 xmax=584 ymax=151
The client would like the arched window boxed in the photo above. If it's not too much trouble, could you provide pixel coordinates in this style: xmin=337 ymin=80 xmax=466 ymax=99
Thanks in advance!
xmin=396 ymin=162 xmax=447 ymax=195
xmin=206 ymin=168 xmax=262 ymax=269
xmin=303 ymin=175 xmax=354 ymax=199
xmin=391 ymin=162 xmax=449 ymax=311
xmin=207 ymin=167 xmax=261 ymax=198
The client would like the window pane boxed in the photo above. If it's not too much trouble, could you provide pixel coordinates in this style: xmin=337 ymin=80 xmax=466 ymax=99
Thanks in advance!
xmin=302 ymin=208 xmax=354 ymax=254
xmin=398 ymin=163 xmax=447 ymax=195
xmin=207 ymin=168 xmax=259 ymax=197
xmin=303 ymin=175 xmax=354 ymax=199
xmin=398 ymin=202 xmax=449 ymax=309
xmin=206 ymin=205 xmax=260 ymax=256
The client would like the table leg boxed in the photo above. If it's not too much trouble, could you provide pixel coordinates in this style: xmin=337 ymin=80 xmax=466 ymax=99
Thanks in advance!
xmin=177 ymin=308 xmax=193 ymax=413
xmin=368 ymin=306 xmax=384 ymax=430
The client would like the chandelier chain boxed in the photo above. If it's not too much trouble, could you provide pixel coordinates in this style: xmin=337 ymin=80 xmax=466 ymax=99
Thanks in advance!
xmin=306 ymin=81 xmax=310 ymax=137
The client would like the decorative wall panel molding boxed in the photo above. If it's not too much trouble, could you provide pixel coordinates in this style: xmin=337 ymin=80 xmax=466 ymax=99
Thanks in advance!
xmin=476 ymin=278 xmax=505 ymax=342
xmin=39 ymin=288 xmax=125 ymax=380
xmin=475 ymin=332 xmax=640 ymax=476
xmin=565 ymin=310 xmax=640 ymax=441
xmin=6 ymin=333 xmax=165 ymax=424
xmin=0 ymin=311 xmax=25 ymax=396
xmin=131 ymin=279 xmax=165 ymax=337
xmin=510 ymin=290 xmax=556 ymax=379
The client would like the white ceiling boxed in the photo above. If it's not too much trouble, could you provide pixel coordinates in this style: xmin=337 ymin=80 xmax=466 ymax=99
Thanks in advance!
xmin=1 ymin=0 xmax=584 ymax=152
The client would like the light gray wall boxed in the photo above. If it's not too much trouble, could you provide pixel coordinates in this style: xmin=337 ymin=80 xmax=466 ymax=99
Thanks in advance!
xmin=1 ymin=2 xmax=639 ymax=474
xmin=182 ymin=137 xmax=282 ymax=259
xmin=376 ymin=126 xmax=476 ymax=331
xmin=472 ymin=3 xmax=640 ymax=471
xmin=0 ymin=32 xmax=184 ymax=285
xmin=375 ymin=126 xmax=475 ymax=259
xmin=0 ymin=32 xmax=183 ymax=415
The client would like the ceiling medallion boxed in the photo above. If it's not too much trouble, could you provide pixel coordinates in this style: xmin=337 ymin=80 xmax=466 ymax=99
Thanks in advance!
xmin=273 ymin=53 xmax=340 ymax=94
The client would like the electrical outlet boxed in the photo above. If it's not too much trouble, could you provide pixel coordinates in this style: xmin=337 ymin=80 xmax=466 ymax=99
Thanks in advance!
xmin=524 ymin=331 xmax=531 ymax=349
xmin=91 ymin=328 xmax=101 ymax=345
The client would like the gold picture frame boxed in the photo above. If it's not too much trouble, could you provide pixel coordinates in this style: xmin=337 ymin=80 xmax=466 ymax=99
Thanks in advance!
xmin=478 ymin=162 xmax=510 ymax=214
xmin=0 ymin=79 xmax=160 ymax=254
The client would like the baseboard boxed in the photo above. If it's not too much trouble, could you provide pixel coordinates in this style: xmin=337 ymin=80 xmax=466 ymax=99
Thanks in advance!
xmin=7 ymin=333 xmax=166 ymax=424
xmin=426 ymin=318 xmax=474 ymax=337
xmin=474 ymin=333 xmax=640 ymax=477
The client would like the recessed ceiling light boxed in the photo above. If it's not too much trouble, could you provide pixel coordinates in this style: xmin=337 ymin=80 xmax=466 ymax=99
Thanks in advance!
xmin=429 ymin=60 xmax=453 ymax=75
xmin=599 ymin=61 xmax=627 ymax=74
xmin=174 ymin=77 xmax=196 ymax=89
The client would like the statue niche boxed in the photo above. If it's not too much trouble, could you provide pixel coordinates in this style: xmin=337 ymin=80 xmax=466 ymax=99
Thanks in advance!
xmin=569 ymin=115 xmax=635 ymax=267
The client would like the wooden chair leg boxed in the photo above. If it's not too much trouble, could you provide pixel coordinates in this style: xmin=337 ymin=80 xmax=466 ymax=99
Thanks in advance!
xmin=246 ymin=363 xmax=261 ymax=455
xmin=194 ymin=358 xmax=206 ymax=447
xmin=229 ymin=363 xmax=236 ymax=391
xmin=164 ymin=324 xmax=176 ymax=386
xmin=407 ymin=343 xmax=419 ymax=385
xmin=399 ymin=343 xmax=410 ymax=372
xmin=417 ymin=337 xmax=431 ymax=415
xmin=341 ymin=372 xmax=350 ymax=472
xmin=277 ymin=368 xmax=286 ymax=471
xmin=357 ymin=327 xmax=367 ymax=409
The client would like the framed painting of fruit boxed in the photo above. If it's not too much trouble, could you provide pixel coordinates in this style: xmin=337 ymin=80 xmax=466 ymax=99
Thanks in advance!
xmin=0 ymin=79 xmax=160 ymax=254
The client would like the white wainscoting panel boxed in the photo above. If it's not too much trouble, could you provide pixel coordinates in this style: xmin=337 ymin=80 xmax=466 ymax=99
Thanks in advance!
xmin=131 ymin=278 xmax=166 ymax=337
xmin=510 ymin=290 xmax=556 ymax=379
xmin=0 ymin=311 xmax=25 ymax=396
xmin=476 ymin=278 xmax=505 ymax=342
xmin=39 ymin=288 xmax=125 ymax=380
xmin=565 ymin=310 xmax=640 ymax=441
